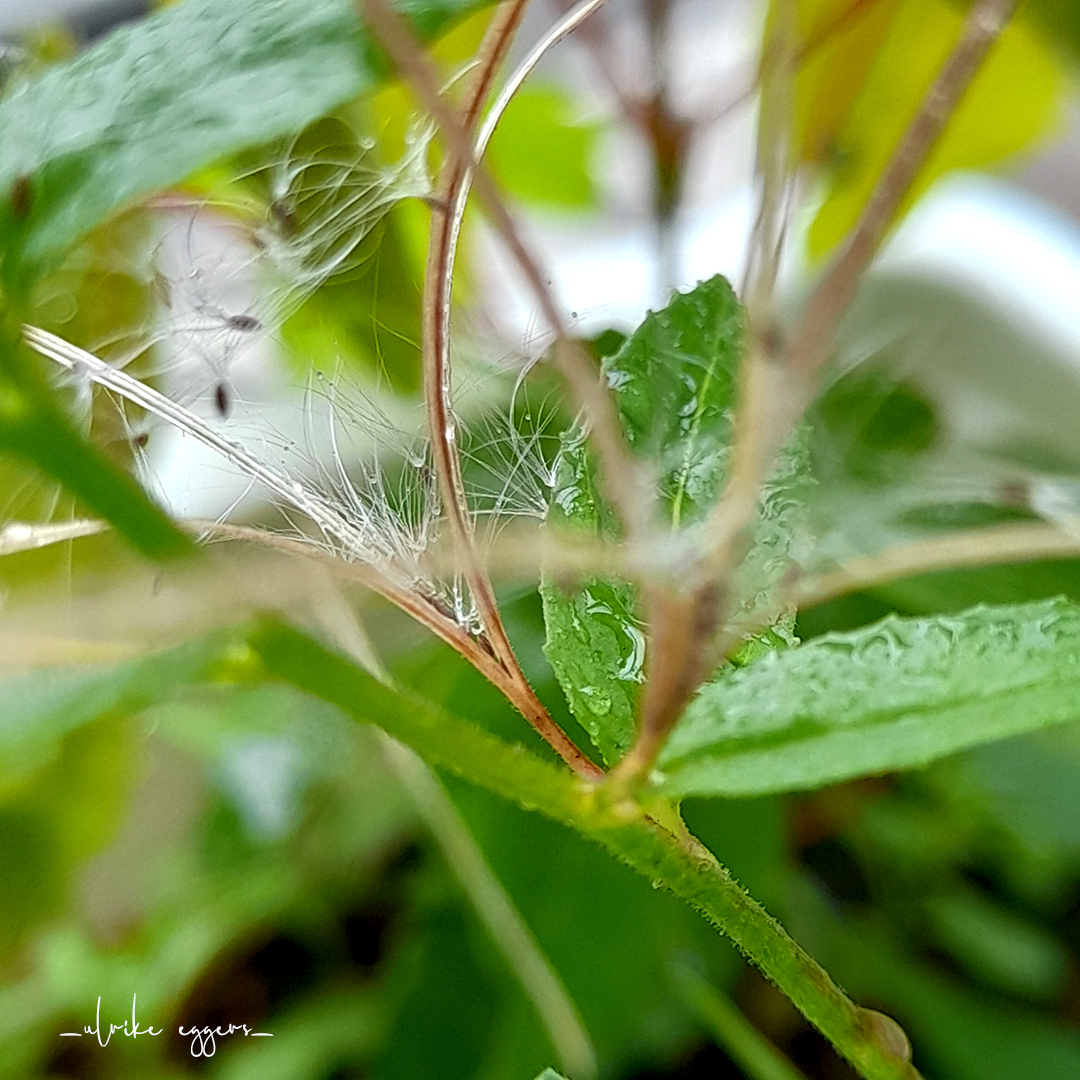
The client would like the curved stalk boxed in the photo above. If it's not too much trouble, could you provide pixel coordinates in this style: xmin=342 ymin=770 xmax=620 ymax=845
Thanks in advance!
xmin=360 ymin=0 xmax=649 ymax=538
xmin=423 ymin=0 xmax=531 ymax=682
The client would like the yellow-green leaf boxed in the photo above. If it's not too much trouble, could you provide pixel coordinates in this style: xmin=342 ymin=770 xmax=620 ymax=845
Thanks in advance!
xmin=795 ymin=0 xmax=1065 ymax=258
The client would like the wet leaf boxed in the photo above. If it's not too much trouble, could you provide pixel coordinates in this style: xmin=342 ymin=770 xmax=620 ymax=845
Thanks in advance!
xmin=541 ymin=277 xmax=809 ymax=764
xmin=659 ymin=598 xmax=1080 ymax=797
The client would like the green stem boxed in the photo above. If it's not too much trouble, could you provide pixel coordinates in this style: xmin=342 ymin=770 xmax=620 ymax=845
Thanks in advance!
xmin=247 ymin=620 xmax=922 ymax=1080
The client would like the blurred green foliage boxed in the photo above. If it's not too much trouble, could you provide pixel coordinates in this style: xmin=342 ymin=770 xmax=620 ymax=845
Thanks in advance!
xmin=4 ymin=2 xmax=1080 ymax=1080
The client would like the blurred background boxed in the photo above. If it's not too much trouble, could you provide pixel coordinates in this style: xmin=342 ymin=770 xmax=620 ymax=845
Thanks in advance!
xmin=6 ymin=1 xmax=1080 ymax=1079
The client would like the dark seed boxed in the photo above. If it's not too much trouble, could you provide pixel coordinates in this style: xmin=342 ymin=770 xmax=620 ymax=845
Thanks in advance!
xmin=10 ymin=175 xmax=31 ymax=218
xmin=226 ymin=313 xmax=260 ymax=332
xmin=214 ymin=384 xmax=230 ymax=416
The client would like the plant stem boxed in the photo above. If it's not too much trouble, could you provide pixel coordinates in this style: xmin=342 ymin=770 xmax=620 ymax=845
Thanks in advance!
xmin=423 ymin=0 xmax=531 ymax=689
xmin=786 ymin=0 xmax=1019 ymax=388
xmin=716 ymin=0 xmax=1020 ymax=571
xmin=421 ymin=0 xmax=613 ymax=778
xmin=795 ymin=521 xmax=1080 ymax=609
xmin=251 ymin=621 xmax=923 ymax=1080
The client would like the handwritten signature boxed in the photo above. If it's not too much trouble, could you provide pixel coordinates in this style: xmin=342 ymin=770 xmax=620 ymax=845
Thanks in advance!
xmin=60 ymin=996 xmax=273 ymax=1057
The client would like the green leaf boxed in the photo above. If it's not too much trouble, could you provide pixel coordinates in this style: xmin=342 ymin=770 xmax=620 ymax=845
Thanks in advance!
xmin=533 ymin=1071 xmax=569 ymax=1080
xmin=793 ymin=0 xmax=1065 ymax=258
xmin=1028 ymin=0 xmax=1080 ymax=68
xmin=659 ymin=598 xmax=1080 ymax=798
xmin=0 ymin=636 xmax=243 ymax=954
xmin=486 ymin=86 xmax=599 ymax=208
xmin=923 ymin=886 xmax=1069 ymax=1002
xmin=0 ymin=633 xmax=234 ymax=793
xmin=541 ymin=277 xmax=808 ymax=764
xmin=0 ymin=325 xmax=191 ymax=559
xmin=0 ymin=0 xmax=494 ymax=284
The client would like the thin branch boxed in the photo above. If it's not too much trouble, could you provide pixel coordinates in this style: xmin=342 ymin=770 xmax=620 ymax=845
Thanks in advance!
xmin=740 ymin=0 xmax=797 ymax=316
xmin=786 ymin=0 xmax=1020 ymax=387
xmin=423 ymin=0 xmax=530 ymax=685
xmin=358 ymin=0 xmax=650 ymax=539
xmin=695 ymin=0 xmax=894 ymax=133
xmin=795 ymin=521 xmax=1080 ymax=610
xmin=615 ymin=0 xmax=799 ymax=790
xmin=197 ymin=521 xmax=603 ymax=778
xmin=710 ymin=0 xmax=1021 ymax=568
xmin=419 ymin=1 xmax=615 ymax=787
xmin=0 ymin=518 xmax=109 ymax=554
xmin=422 ymin=2 xmax=613 ymax=767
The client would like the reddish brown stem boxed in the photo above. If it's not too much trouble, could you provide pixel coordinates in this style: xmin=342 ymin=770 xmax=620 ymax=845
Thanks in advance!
xmin=423 ymin=2 xmax=531 ymax=695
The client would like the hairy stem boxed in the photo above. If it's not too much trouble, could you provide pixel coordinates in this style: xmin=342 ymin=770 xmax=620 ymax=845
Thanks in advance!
xmin=251 ymin=620 xmax=923 ymax=1080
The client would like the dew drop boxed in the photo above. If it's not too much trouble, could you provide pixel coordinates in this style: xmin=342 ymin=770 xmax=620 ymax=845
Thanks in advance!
xmin=579 ymin=686 xmax=611 ymax=716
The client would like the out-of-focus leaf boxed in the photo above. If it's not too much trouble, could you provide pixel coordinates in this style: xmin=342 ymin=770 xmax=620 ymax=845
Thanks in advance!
xmin=1027 ymin=0 xmax=1080 ymax=68
xmin=787 ymin=877 xmax=1080 ymax=1080
xmin=0 ymin=635 xmax=230 ymax=793
xmin=793 ymin=0 xmax=1064 ymax=258
xmin=487 ymin=86 xmax=599 ymax=208
xmin=534 ymin=1071 xmax=569 ymax=1080
xmin=923 ymin=886 xmax=1069 ymax=1002
xmin=0 ymin=0 xmax=495 ymax=285
xmin=0 ymin=327 xmax=191 ymax=559
xmin=0 ymin=718 xmax=136 ymax=957
xmin=215 ymin=987 xmax=384 ymax=1080
xmin=659 ymin=598 xmax=1080 ymax=797
xmin=541 ymin=277 xmax=808 ymax=765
